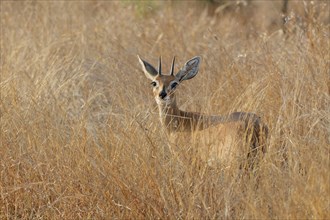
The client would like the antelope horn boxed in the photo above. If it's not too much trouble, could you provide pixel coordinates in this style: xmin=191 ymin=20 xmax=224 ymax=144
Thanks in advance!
xmin=170 ymin=56 xmax=176 ymax=75
xmin=158 ymin=56 xmax=162 ymax=75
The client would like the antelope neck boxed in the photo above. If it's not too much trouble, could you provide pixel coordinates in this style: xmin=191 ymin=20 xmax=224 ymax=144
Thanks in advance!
xmin=157 ymin=98 xmax=210 ymax=132
xmin=157 ymin=98 xmax=180 ymax=120
xmin=156 ymin=98 xmax=256 ymax=132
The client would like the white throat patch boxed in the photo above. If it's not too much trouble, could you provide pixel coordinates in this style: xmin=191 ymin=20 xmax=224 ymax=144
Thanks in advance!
xmin=156 ymin=96 xmax=171 ymax=105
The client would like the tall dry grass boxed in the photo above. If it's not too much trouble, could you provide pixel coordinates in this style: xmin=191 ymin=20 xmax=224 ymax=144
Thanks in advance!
xmin=1 ymin=1 xmax=329 ymax=219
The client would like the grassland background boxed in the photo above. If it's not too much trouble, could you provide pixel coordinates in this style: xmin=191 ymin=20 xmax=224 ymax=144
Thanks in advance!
xmin=1 ymin=1 xmax=329 ymax=219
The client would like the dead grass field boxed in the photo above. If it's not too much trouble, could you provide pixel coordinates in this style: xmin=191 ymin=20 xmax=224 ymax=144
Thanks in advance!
xmin=1 ymin=1 xmax=329 ymax=219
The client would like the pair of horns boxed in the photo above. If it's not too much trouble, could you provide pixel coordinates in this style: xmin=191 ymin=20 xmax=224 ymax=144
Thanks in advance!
xmin=158 ymin=56 xmax=176 ymax=76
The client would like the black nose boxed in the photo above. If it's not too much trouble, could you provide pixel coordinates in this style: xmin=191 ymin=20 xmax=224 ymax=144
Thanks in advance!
xmin=159 ymin=90 xmax=167 ymax=99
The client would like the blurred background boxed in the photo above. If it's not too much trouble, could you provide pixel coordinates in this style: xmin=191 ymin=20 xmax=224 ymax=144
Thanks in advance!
xmin=1 ymin=1 xmax=329 ymax=219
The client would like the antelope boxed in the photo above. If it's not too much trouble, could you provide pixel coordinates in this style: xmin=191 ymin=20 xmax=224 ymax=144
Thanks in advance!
xmin=138 ymin=55 xmax=268 ymax=167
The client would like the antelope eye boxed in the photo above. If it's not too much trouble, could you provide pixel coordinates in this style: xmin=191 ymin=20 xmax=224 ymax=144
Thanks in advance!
xmin=171 ymin=82 xmax=178 ymax=89
xmin=151 ymin=81 xmax=157 ymax=87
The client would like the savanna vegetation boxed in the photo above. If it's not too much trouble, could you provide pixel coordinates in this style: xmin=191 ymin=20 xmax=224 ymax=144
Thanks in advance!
xmin=1 ymin=1 xmax=329 ymax=219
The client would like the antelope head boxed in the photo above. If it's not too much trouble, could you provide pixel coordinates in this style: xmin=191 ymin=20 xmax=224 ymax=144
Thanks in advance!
xmin=138 ymin=56 xmax=201 ymax=106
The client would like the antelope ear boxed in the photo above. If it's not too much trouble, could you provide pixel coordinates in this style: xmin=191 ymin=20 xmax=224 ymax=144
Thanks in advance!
xmin=175 ymin=56 xmax=201 ymax=82
xmin=137 ymin=55 xmax=158 ymax=80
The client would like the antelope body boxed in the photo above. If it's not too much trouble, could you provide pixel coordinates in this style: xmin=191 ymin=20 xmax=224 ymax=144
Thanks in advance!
xmin=138 ymin=56 xmax=267 ymax=166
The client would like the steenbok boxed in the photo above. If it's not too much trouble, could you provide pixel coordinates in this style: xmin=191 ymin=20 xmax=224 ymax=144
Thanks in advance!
xmin=138 ymin=55 xmax=268 ymax=167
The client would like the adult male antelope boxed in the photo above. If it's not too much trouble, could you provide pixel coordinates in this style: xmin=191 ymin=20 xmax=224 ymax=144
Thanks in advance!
xmin=138 ymin=55 xmax=267 ymax=167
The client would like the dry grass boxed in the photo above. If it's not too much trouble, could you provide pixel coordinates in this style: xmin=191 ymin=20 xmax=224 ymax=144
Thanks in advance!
xmin=1 ymin=1 xmax=329 ymax=219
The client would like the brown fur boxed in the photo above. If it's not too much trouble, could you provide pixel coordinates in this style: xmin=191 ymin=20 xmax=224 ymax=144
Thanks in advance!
xmin=138 ymin=56 xmax=268 ymax=167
